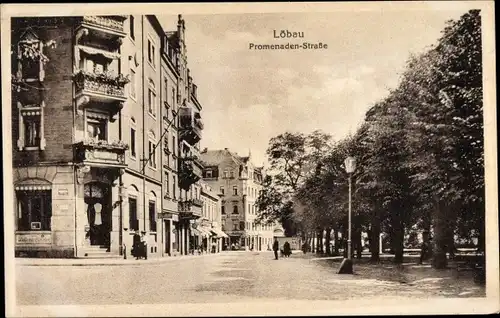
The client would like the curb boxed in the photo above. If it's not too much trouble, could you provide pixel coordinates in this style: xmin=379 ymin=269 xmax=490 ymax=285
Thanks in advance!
xmin=16 ymin=252 xmax=226 ymax=267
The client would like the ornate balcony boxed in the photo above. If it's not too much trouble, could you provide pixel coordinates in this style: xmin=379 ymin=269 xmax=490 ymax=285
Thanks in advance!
xmin=178 ymin=106 xmax=203 ymax=144
xmin=178 ymin=160 xmax=203 ymax=191
xmin=76 ymin=15 xmax=127 ymax=39
xmin=73 ymin=139 xmax=128 ymax=169
xmin=178 ymin=200 xmax=202 ymax=219
xmin=74 ymin=70 xmax=129 ymax=120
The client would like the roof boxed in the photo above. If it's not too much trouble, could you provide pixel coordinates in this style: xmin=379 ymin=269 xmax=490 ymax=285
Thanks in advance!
xmin=200 ymin=149 xmax=243 ymax=167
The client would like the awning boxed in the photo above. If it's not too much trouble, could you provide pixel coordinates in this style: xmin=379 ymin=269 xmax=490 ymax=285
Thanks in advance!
xmin=211 ymin=228 xmax=229 ymax=238
xmin=78 ymin=45 xmax=120 ymax=60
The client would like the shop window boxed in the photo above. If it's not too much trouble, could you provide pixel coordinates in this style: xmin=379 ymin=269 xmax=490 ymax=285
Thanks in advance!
xmin=17 ymin=102 xmax=46 ymax=151
xmin=129 ymin=197 xmax=138 ymax=231
xmin=17 ymin=190 xmax=52 ymax=231
xmin=149 ymin=200 xmax=157 ymax=232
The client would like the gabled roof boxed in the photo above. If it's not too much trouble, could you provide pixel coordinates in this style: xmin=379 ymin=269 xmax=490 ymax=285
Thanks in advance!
xmin=200 ymin=149 xmax=243 ymax=167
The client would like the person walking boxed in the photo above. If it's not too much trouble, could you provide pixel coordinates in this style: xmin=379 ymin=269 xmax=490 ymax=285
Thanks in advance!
xmin=140 ymin=231 xmax=148 ymax=260
xmin=283 ymin=241 xmax=291 ymax=258
xmin=273 ymin=238 xmax=280 ymax=260
xmin=132 ymin=230 xmax=141 ymax=260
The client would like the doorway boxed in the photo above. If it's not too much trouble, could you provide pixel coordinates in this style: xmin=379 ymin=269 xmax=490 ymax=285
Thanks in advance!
xmin=164 ymin=220 xmax=171 ymax=255
xmin=84 ymin=182 xmax=111 ymax=248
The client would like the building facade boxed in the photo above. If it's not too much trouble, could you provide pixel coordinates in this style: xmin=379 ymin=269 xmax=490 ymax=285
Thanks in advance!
xmin=199 ymin=181 xmax=228 ymax=253
xmin=200 ymin=149 xmax=274 ymax=251
xmin=11 ymin=14 xmax=204 ymax=258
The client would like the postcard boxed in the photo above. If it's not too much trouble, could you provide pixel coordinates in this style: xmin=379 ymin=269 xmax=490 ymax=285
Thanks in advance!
xmin=2 ymin=1 xmax=498 ymax=317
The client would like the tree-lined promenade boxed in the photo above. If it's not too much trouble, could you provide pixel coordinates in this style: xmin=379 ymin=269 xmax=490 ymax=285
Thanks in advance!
xmin=255 ymin=10 xmax=484 ymax=274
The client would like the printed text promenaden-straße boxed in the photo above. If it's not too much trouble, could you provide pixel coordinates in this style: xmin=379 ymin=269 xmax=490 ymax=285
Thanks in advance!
xmin=249 ymin=42 xmax=328 ymax=50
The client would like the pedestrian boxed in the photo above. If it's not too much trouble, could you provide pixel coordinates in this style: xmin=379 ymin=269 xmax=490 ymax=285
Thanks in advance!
xmin=273 ymin=238 xmax=279 ymax=260
xmin=283 ymin=241 xmax=291 ymax=258
xmin=132 ymin=230 xmax=141 ymax=260
xmin=140 ymin=231 xmax=148 ymax=260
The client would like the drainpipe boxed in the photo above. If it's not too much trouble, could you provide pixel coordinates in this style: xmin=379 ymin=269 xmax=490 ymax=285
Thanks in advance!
xmin=142 ymin=15 xmax=147 ymax=234
xmin=118 ymin=108 xmax=123 ymax=255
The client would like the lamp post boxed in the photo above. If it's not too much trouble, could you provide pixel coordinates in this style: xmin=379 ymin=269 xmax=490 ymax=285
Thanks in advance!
xmin=338 ymin=156 xmax=356 ymax=274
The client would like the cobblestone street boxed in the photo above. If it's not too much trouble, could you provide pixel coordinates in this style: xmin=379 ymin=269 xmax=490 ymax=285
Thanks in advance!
xmin=16 ymin=251 xmax=484 ymax=306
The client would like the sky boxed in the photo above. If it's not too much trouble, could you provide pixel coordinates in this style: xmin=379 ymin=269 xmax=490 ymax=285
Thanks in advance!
xmin=160 ymin=10 xmax=467 ymax=167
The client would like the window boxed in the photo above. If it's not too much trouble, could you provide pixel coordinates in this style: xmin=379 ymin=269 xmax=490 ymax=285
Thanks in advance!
xmin=130 ymin=127 xmax=136 ymax=157
xmin=221 ymin=206 xmax=225 ymax=215
xmin=248 ymin=204 xmax=251 ymax=214
xmin=239 ymin=221 xmax=245 ymax=231
xmin=232 ymin=205 xmax=238 ymax=214
xmin=149 ymin=201 xmax=156 ymax=232
xmin=172 ymin=176 xmax=176 ymax=199
xmin=87 ymin=118 xmax=107 ymax=141
xmin=172 ymin=136 xmax=176 ymax=155
xmin=233 ymin=186 xmax=238 ymax=196
xmin=130 ymin=69 xmax=136 ymax=98
xmin=233 ymin=224 xmax=238 ymax=231
xmin=17 ymin=190 xmax=51 ymax=231
xmin=230 ymin=171 xmax=235 ymax=178
xmin=206 ymin=169 xmax=213 ymax=178
xmin=147 ymin=39 xmax=155 ymax=67
xmin=129 ymin=15 xmax=135 ymax=40
xmin=148 ymin=89 xmax=156 ymax=116
xmin=172 ymin=87 xmax=176 ymax=108
xmin=129 ymin=197 xmax=138 ymax=231
xmin=148 ymin=140 xmax=157 ymax=169
xmin=223 ymin=170 xmax=229 ymax=178
xmin=24 ymin=115 xmax=41 ymax=147
xmin=220 ymin=186 xmax=224 ymax=195
xmin=164 ymin=172 xmax=170 ymax=196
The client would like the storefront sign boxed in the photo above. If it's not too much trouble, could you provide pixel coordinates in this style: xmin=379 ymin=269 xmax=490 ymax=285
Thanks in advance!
xmin=16 ymin=232 xmax=52 ymax=245
xmin=58 ymin=188 xmax=69 ymax=196
xmin=93 ymin=150 xmax=119 ymax=161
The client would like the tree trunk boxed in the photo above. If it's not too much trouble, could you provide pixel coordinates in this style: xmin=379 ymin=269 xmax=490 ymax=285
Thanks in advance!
xmin=432 ymin=199 xmax=448 ymax=269
xmin=325 ymin=228 xmax=331 ymax=255
xmin=316 ymin=230 xmax=322 ymax=254
xmin=392 ymin=207 xmax=404 ymax=264
xmin=333 ymin=227 xmax=339 ymax=255
xmin=370 ymin=218 xmax=381 ymax=262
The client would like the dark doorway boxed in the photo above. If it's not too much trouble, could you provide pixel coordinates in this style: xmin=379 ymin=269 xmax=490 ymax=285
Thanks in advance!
xmin=84 ymin=182 xmax=111 ymax=248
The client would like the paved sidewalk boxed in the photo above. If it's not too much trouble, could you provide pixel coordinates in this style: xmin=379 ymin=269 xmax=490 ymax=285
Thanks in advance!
xmin=15 ymin=252 xmax=228 ymax=267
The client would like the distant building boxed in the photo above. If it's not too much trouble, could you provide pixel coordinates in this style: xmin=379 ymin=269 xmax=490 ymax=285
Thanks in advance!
xmin=200 ymin=148 xmax=274 ymax=251
xmin=199 ymin=181 xmax=228 ymax=253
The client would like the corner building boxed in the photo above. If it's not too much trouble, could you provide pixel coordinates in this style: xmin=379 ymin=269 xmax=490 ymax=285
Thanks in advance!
xmin=200 ymin=149 xmax=274 ymax=251
xmin=11 ymin=14 xmax=204 ymax=258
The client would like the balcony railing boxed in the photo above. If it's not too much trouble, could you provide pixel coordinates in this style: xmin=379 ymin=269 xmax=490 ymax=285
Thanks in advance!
xmin=191 ymin=198 xmax=204 ymax=207
xmin=178 ymin=200 xmax=202 ymax=219
xmin=74 ymin=70 xmax=129 ymax=102
xmin=78 ymin=15 xmax=127 ymax=36
xmin=178 ymin=106 xmax=202 ymax=144
xmin=74 ymin=139 xmax=128 ymax=167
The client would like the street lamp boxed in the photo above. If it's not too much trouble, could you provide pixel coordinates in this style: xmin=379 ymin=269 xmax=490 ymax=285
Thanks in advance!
xmin=338 ymin=156 xmax=356 ymax=274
